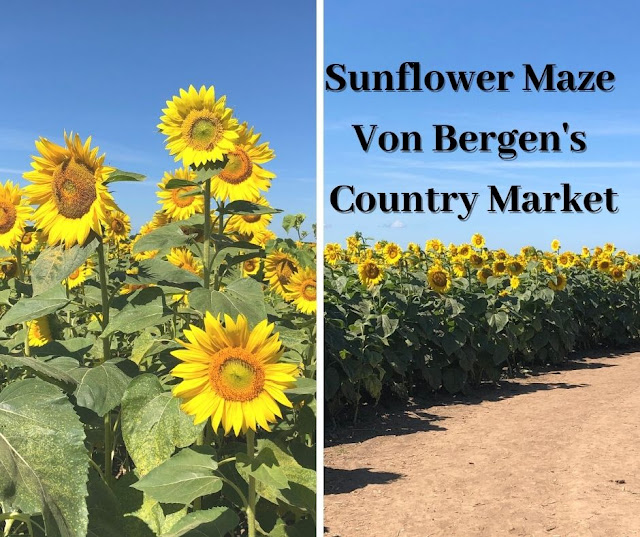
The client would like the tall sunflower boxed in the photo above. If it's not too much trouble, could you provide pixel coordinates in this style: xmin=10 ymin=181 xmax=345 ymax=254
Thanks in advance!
xmin=264 ymin=250 xmax=299 ymax=296
xmin=23 ymin=132 xmax=118 ymax=248
xmin=284 ymin=267 xmax=316 ymax=315
xmin=158 ymin=85 xmax=239 ymax=167
xmin=157 ymin=168 xmax=204 ymax=221
xmin=211 ymin=122 xmax=275 ymax=201
xmin=383 ymin=242 xmax=402 ymax=265
xmin=0 ymin=180 xmax=32 ymax=250
xmin=171 ymin=313 xmax=300 ymax=436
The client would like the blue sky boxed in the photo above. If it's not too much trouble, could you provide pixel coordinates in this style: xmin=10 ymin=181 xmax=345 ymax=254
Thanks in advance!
xmin=0 ymin=1 xmax=315 ymax=236
xmin=324 ymin=1 xmax=640 ymax=252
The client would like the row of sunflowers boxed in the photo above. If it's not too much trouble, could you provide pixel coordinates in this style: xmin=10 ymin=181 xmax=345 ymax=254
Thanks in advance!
xmin=0 ymin=85 xmax=316 ymax=537
xmin=325 ymin=233 xmax=640 ymax=419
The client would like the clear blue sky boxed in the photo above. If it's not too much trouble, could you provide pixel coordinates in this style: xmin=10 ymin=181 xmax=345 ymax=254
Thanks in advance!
xmin=325 ymin=1 xmax=640 ymax=252
xmin=0 ymin=1 xmax=315 ymax=236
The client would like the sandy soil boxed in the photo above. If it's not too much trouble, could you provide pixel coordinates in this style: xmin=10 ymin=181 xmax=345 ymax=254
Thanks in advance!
xmin=324 ymin=352 xmax=640 ymax=537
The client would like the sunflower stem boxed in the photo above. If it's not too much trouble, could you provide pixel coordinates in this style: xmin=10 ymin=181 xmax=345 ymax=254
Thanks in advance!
xmin=15 ymin=244 xmax=31 ymax=357
xmin=246 ymin=428 xmax=257 ymax=537
xmin=203 ymin=178 xmax=212 ymax=290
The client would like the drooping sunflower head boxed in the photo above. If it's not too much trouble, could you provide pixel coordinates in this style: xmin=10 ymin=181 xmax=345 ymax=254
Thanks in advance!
xmin=23 ymin=132 xmax=118 ymax=248
xmin=158 ymin=85 xmax=239 ymax=167
xmin=610 ymin=266 xmax=625 ymax=282
xmin=383 ymin=242 xmax=402 ymax=265
xmin=0 ymin=180 xmax=33 ymax=250
xmin=506 ymin=257 xmax=525 ymax=276
xmin=157 ymin=168 xmax=203 ymax=221
xmin=358 ymin=259 xmax=384 ymax=288
xmin=427 ymin=265 xmax=452 ymax=293
xmin=264 ymin=250 xmax=299 ymax=296
xmin=211 ymin=122 xmax=276 ymax=201
xmin=477 ymin=266 xmax=493 ymax=284
xmin=166 ymin=247 xmax=203 ymax=277
xmin=28 ymin=316 xmax=53 ymax=347
xmin=284 ymin=267 xmax=316 ymax=315
xmin=106 ymin=210 xmax=131 ymax=242
xmin=171 ymin=313 xmax=300 ymax=436
xmin=471 ymin=233 xmax=485 ymax=249
xmin=0 ymin=257 xmax=18 ymax=280
xmin=469 ymin=253 xmax=484 ymax=269
xmin=226 ymin=196 xmax=273 ymax=236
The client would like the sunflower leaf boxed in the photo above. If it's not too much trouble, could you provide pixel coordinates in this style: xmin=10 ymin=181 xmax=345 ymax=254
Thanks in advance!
xmin=0 ymin=378 xmax=89 ymax=537
xmin=223 ymin=201 xmax=282 ymax=216
xmin=0 ymin=354 xmax=79 ymax=390
xmin=105 ymin=169 xmax=146 ymax=184
xmin=163 ymin=507 xmax=239 ymax=537
xmin=192 ymin=158 xmax=228 ymax=184
xmin=132 ymin=226 xmax=191 ymax=255
xmin=121 ymin=374 xmax=203 ymax=476
xmin=30 ymin=239 xmax=99 ymax=296
xmin=187 ymin=278 xmax=267 ymax=326
xmin=132 ymin=447 xmax=222 ymax=505
xmin=102 ymin=287 xmax=171 ymax=337
xmin=69 ymin=358 xmax=134 ymax=416
xmin=164 ymin=178 xmax=201 ymax=190
xmin=0 ymin=285 xmax=69 ymax=329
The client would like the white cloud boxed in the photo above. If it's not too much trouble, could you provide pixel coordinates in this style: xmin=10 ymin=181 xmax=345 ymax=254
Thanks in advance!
xmin=390 ymin=220 xmax=405 ymax=228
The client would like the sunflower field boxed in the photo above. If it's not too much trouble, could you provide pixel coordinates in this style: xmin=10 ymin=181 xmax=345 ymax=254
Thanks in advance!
xmin=0 ymin=85 xmax=316 ymax=537
xmin=325 ymin=233 xmax=640 ymax=418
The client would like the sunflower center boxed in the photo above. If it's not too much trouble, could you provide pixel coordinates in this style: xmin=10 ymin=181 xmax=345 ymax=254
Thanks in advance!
xmin=21 ymin=232 xmax=33 ymax=245
xmin=242 ymin=214 xmax=262 ymax=223
xmin=112 ymin=219 xmax=125 ymax=233
xmin=365 ymin=263 xmax=380 ymax=279
xmin=69 ymin=268 xmax=81 ymax=280
xmin=0 ymin=200 xmax=17 ymax=234
xmin=210 ymin=348 xmax=265 ymax=402
xmin=171 ymin=187 xmax=197 ymax=208
xmin=52 ymin=159 xmax=97 ymax=219
xmin=218 ymin=149 xmax=253 ymax=185
xmin=276 ymin=259 xmax=298 ymax=285
xmin=183 ymin=111 xmax=224 ymax=151
xmin=301 ymin=279 xmax=316 ymax=301
xmin=244 ymin=259 xmax=257 ymax=272
xmin=432 ymin=271 xmax=448 ymax=287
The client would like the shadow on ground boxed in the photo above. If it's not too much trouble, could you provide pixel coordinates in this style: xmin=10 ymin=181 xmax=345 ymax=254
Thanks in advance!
xmin=325 ymin=467 xmax=403 ymax=495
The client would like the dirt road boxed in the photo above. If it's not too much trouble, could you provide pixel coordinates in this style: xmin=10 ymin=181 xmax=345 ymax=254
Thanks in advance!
xmin=324 ymin=352 xmax=640 ymax=537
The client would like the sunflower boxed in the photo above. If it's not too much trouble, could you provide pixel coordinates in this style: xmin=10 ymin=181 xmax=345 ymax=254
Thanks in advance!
xmin=457 ymin=244 xmax=472 ymax=258
xmin=284 ymin=267 xmax=316 ymax=315
xmin=158 ymin=85 xmax=239 ymax=167
xmin=427 ymin=265 xmax=452 ymax=293
xmin=551 ymin=239 xmax=561 ymax=251
xmin=226 ymin=196 xmax=273 ymax=236
xmin=24 ymin=133 xmax=118 ymax=248
xmin=610 ymin=266 xmax=625 ymax=282
xmin=492 ymin=260 xmax=507 ymax=275
xmin=548 ymin=273 xmax=567 ymax=291
xmin=19 ymin=231 xmax=39 ymax=253
xmin=0 ymin=257 xmax=18 ymax=279
xmin=469 ymin=253 xmax=484 ymax=269
xmin=248 ymin=229 xmax=277 ymax=248
xmin=425 ymin=239 xmax=444 ymax=253
xmin=597 ymin=258 xmax=612 ymax=272
xmin=477 ymin=266 xmax=493 ymax=284
xmin=506 ymin=258 xmax=525 ymax=276
xmin=242 ymin=257 xmax=261 ymax=277
xmin=171 ymin=313 xmax=300 ymax=436
xmin=407 ymin=242 xmax=421 ymax=256
xmin=105 ymin=210 xmax=131 ymax=243
xmin=358 ymin=259 xmax=384 ymax=287
xmin=157 ymin=168 xmax=204 ymax=221
xmin=0 ymin=181 xmax=32 ymax=250
xmin=471 ymin=233 xmax=485 ymax=249
xmin=383 ymin=242 xmax=402 ymax=265
xmin=64 ymin=260 xmax=94 ymax=289
xmin=28 ymin=316 xmax=52 ymax=347
xmin=167 ymin=247 xmax=203 ymax=277
xmin=211 ymin=122 xmax=275 ymax=201
xmin=510 ymin=276 xmax=521 ymax=290
xmin=324 ymin=243 xmax=342 ymax=266
xmin=264 ymin=250 xmax=299 ymax=296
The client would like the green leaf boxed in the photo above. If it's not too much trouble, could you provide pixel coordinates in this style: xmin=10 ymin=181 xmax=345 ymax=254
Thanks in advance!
xmin=30 ymin=239 xmax=99 ymax=296
xmin=164 ymin=178 xmax=201 ymax=190
xmin=0 ymin=354 xmax=79 ymax=389
xmin=133 ymin=447 xmax=222 ymax=505
xmin=188 ymin=278 xmax=267 ymax=326
xmin=103 ymin=287 xmax=169 ymax=337
xmin=224 ymin=200 xmax=281 ymax=216
xmin=163 ymin=507 xmax=239 ymax=537
xmin=0 ymin=285 xmax=69 ymax=329
xmin=132 ymin=226 xmax=191 ymax=255
xmin=487 ymin=311 xmax=509 ymax=333
xmin=121 ymin=374 xmax=202 ymax=476
xmin=105 ymin=169 xmax=146 ymax=184
xmin=87 ymin=470 xmax=126 ymax=537
xmin=0 ymin=378 xmax=88 ymax=537
xmin=133 ymin=258 xmax=202 ymax=286
xmin=236 ymin=448 xmax=289 ymax=499
xmin=70 ymin=359 xmax=133 ymax=416
xmin=192 ymin=159 xmax=227 ymax=183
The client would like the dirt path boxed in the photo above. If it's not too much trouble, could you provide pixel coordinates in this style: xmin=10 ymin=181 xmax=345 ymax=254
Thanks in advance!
xmin=324 ymin=352 xmax=640 ymax=537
